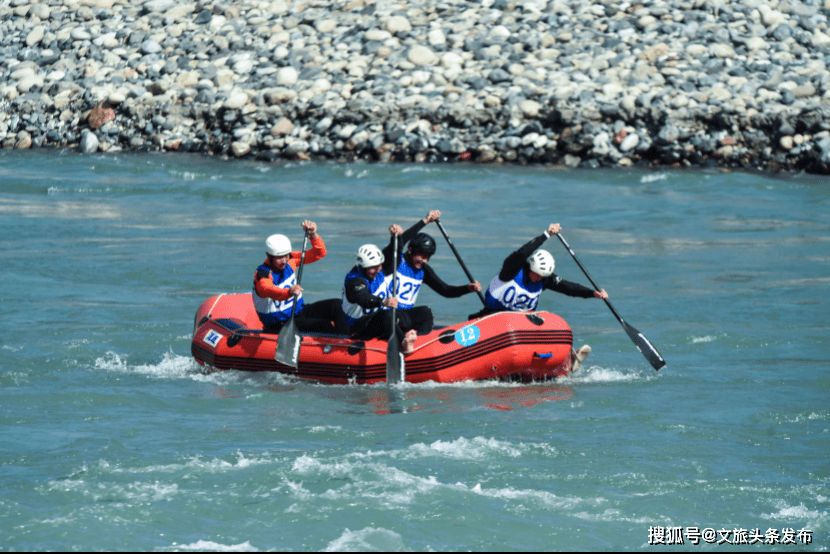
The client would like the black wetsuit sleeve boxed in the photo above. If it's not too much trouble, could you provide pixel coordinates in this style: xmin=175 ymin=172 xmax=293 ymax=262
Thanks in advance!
xmin=543 ymin=274 xmax=596 ymax=298
xmin=498 ymin=234 xmax=549 ymax=281
xmin=422 ymin=264 xmax=469 ymax=298
xmin=382 ymin=219 xmax=427 ymax=274
xmin=345 ymin=276 xmax=385 ymax=310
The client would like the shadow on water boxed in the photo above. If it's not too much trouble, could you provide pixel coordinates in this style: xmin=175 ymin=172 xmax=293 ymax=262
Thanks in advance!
xmin=334 ymin=383 xmax=576 ymax=415
xmin=197 ymin=364 xmax=577 ymax=415
xmin=307 ymin=379 xmax=575 ymax=415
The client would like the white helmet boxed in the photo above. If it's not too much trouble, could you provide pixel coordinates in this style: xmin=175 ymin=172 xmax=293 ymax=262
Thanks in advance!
xmin=265 ymin=234 xmax=291 ymax=257
xmin=527 ymin=249 xmax=555 ymax=277
xmin=356 ymin=244 xmax=384 ymax=268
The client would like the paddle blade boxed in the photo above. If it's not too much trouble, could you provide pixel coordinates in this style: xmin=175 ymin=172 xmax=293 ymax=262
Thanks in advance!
xmin=621 ymin=320 xmax=666 ymax=371
xmin=274 ymin=322 xmax=302 ymax=368
xmin=386 ymin=335 xmax=405 ymax=384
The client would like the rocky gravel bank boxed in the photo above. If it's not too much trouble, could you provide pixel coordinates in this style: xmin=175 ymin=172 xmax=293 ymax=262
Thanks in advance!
xmin=2 ymin=0 xmax=830 ymax=173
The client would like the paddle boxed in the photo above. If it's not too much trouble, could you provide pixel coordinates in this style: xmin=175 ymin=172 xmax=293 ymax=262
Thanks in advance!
xmin=435 ymin=219 xmax=486 ymax=306
xmin=274 ymin=229 xmax=309 ymax=368
xmin=556 ymin=233 xmax=666 ymax=371
xmin=386 ymin=231 xmax=405 ymax=384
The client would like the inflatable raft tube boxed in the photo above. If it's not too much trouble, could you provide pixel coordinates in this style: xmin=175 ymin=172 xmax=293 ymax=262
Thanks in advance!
xmin=191 ymin=293 xmax=579 ymax=384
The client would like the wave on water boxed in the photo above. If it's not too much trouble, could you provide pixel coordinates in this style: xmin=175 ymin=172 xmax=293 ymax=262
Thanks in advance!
xmin=344 ymin=167 xmax=369 ymax=179
xmin=765 ymin=410 xmax=830 ymax=424
xmin=468 ymin=482 xmax=596 ymax=512
xmin=47 ymin=186 xmax=113 ymax=195
xmin=568 ymin=365 xmax=656 ymax=384
xmin=45 ymin=477 xmax=179 ymax=504
xmin=340 ymin=436 xmax=556 ymax=463
xmin=39 ymin=439 xmax=606 ymax=548
xmin=760 ymin=500 xmax=828 ymax=529
xmin=322 ymin=527 xmax=408 ymax=552
xmin=570 ymin=508 xmax=653 ymax=525
xmin=167 ymin=170 xmax=199 ymax=181
xmin=287 ymin=453 xmax=594 ymax=512
xmin=309 ymin=425 xmax=343 ymax=433
xmin=91 ymin=350 xmax=279 ymax=387
xmin=0 ymin=371 xmax=29 ymax=386
xmin=94 ymin=350 xmax=198 ymax=380
xmin=109 ymin=452 xmax=278 ymax=475
xmin=159 ymin=540 xmax=258 ymax=552
xmin=402 ymin=436 xmax=556 ymax=461
xmin=404 ymin=437 xmax=525 ymax=460
xmin=640 ymin=172 xmax=668 ymax=183
xmin=86 ymin=438 xmax=554 ymax=481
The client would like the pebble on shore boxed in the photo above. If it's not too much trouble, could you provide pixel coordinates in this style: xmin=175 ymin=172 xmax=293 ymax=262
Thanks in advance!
xmin=1 ymin=0 xmax=829 ymax=174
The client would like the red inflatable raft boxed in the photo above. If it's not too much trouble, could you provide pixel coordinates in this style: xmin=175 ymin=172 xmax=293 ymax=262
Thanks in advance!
xmin=191 ymin=293 xmax=580 ymax=384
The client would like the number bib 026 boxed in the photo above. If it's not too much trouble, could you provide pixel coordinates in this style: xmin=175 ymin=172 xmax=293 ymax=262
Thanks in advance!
xmin=484 ymin=269 xmax=543 ymax=312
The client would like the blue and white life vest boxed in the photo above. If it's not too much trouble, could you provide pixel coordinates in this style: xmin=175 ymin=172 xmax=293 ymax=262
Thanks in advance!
xmin=484 ymin=267 xmax=543 ymax=312
xmin=341 ymin=266 xmax=388 ymax=326
xmin=252 ymin=263 xmax=304 ymax=325
xmin=386 ymin=253 xmax=423 ymax=310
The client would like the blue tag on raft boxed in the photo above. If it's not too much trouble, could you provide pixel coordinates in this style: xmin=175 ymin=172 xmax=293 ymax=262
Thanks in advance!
xmin=203 ymin=330 xmax=223 ymax=348
xmin=454 ymin=325 xmax=480 ymax=347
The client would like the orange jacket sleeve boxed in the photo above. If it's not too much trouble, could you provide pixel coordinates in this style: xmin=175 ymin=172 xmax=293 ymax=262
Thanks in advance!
xmin=288 ymin=235 xmax=326 ymax=269
xmin=254 ymin=267 xmax=293 ymax=301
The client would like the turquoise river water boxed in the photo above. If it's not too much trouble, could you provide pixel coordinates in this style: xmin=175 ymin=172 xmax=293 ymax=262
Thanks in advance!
xmin=1 ymin=150 xmax=828 ymax=551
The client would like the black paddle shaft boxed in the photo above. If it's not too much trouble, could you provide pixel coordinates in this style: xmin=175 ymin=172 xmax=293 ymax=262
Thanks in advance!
xmin=556 ymin=233 xmax=666 ymax=371
xmin=386 ymin=231 xmax=404 ymax=384
xmin=390 ymin=232 xmax=398 ymax=341
xmin=435 ymin=220 xmax=486 ymax=306
xmin=555 ymin=233 xmax=620 ymax=319
xmin=274 ymin=229 xmax=310 ymax=368
xmin=286 ymin=230 xmax=310 ymax=320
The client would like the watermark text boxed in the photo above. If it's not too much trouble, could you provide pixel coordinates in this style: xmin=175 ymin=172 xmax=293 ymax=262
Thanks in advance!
xmin=648 ymin=527 xmax=812 ymax=546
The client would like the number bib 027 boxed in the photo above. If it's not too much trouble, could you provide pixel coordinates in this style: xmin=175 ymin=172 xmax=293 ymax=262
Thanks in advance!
xmin=389 ymin=273 xmax=422 ymax=310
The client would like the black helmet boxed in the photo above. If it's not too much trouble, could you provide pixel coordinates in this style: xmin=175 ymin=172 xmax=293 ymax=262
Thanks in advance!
xmin=408 ymin=233 xmax=436 ymax=257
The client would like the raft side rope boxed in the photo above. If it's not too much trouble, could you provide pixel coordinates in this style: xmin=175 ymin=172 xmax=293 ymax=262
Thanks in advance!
xmin=408 ymin=310 xmax=527 ymax=353
xmin=217 ymin=329 xmax=389 ymax=354
xmin=206 ymin=293 xmax=226 ymax=320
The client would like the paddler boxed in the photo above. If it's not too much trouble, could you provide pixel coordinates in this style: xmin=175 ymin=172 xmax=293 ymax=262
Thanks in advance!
xmin=470 ymin=223 xmax=608 ymax=317
xmin=340 ymin=244 xmax=418 ymax=354
xmin=385 ymin=210 xmax=482 ymax=336
xmin=468 ymin=223 xmax=608 ymax=370
xmin=252 ymin=220 xmax=336 ymax=333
